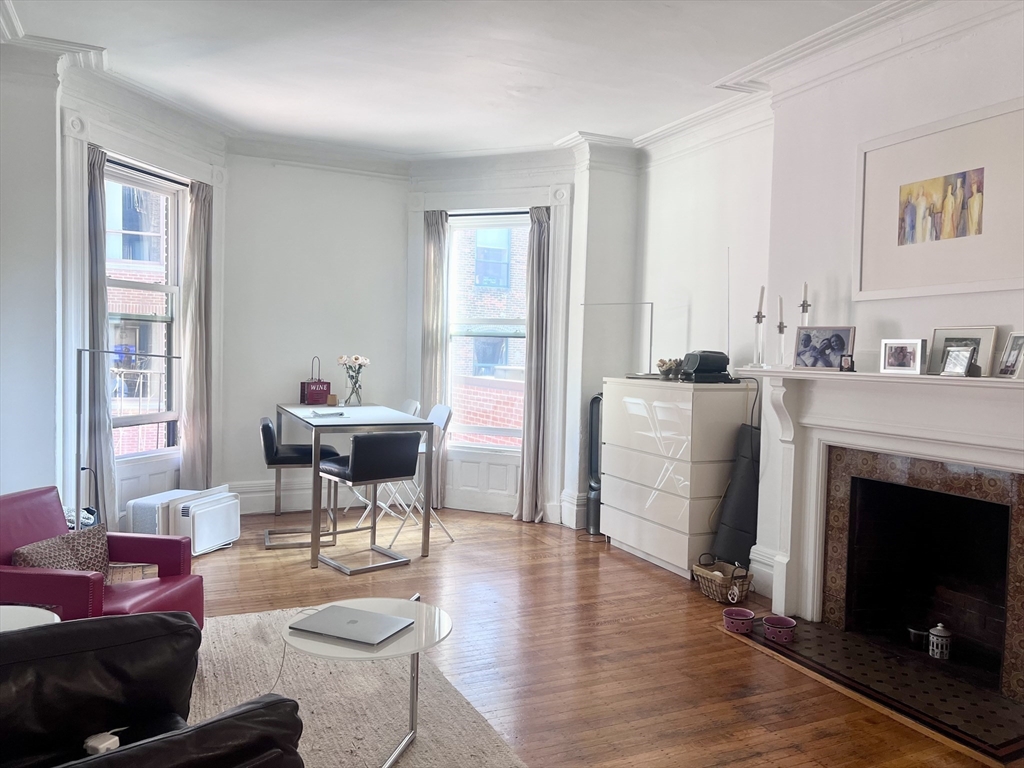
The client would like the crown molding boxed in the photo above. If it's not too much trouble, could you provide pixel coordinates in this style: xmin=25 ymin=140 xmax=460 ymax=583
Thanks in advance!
xmin=712 ymin=0 xmax=933 ymax=93
xmin=634 ymin=92 xmax=772 ymax=150
xmin=228 ymin=134 xmax=411 ymax=181
xmin=409 ymin=148 xmax=575 ymax=187
xmin=767 ymin=0 xmax=1023 ymax=106
xmin=1 ymin=0 xmax=105 ymax=69
xmin=553 ymin=131 xmax=635 ymax=150
xmin=61 ymin=68 xmax=226 ymax=171
xmin=0 ymin=0 xmax=22 ymax=39
xmin=0 ymin=39 xmax=65 ymax=87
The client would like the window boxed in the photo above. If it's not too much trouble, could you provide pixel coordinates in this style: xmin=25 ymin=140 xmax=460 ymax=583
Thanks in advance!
xmin=474 ymin=228 xmax=510 ymax=288
xmin=473 ymin=337 xmax=507 ymax=376
xmin=446 ymin=215 xmax=528 ymax=448
xmin=104 ymin=163 xmax=187 ymax=457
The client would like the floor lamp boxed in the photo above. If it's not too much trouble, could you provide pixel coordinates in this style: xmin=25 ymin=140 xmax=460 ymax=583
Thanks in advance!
xmin=75 ymin=348 xmax=181 ymax=530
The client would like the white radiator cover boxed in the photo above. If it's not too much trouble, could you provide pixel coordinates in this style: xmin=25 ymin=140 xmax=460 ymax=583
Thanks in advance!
xmin=175 ymin=492 xmax=240 ymax=556
xmin=126 ymin=486 xmax=228 ymax=535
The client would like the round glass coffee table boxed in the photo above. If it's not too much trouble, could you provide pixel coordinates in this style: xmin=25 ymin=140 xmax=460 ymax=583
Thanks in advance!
xmin=281 ymin=596 xmax=452 ymax=768
xmin=0 ymin=605 xmax=60 ymax=632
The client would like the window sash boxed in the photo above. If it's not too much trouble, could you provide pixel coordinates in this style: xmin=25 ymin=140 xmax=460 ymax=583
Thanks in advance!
xmin=103 ymin=162 xmax=187 ymax=455
xmin=445 ymin=215 xmax=529 ymax=449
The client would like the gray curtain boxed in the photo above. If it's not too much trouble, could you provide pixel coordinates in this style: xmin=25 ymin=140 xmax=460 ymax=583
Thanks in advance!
xmin=420 ymin=211 xmax=448 ymax=509
xmin=180 ymin=181 xmax=213 ymax=490
xmin=514 ymin=207 xmax=551 ymax=523
xmin=86 ymin=145 xmax=117 ymax=526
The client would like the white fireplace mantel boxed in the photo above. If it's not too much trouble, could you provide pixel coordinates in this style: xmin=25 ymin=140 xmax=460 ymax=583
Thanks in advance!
xmin=735 ymin=366 xmax=1024 ymax=620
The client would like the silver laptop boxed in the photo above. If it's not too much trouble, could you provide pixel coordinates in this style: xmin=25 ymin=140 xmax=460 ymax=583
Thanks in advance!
xmin=289 ymin=605 xmax=414 ymax=646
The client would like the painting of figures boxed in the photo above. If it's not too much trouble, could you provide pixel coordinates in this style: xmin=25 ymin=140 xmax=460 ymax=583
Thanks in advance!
xmin=897 ymin=167 xmax=983 ymax=246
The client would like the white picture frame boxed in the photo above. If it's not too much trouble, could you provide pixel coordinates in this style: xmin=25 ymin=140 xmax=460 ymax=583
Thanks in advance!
xmin=879 ymin=339 xmax=926 ymax=375
xmin=995 ymin=332 xmax=1024 ymax=379
xmin=927 ymin=326 xmax=997 ymax=376
xmin=853 ymin=98 xmax=1024 ymax=302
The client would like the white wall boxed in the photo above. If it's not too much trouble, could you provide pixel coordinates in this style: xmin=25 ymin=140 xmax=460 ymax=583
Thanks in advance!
xmin=0 ymin=46 xmax=63 ymax=495
xmin=749 ymin=1 xmax=1024 ymax=601
xmin=220 ymin=155 xmax=410 ymax=510
xmin=765 ymin=3 xmax=1024 ymax=370
xmin=637 ymin=99 xmax=774 ymax=368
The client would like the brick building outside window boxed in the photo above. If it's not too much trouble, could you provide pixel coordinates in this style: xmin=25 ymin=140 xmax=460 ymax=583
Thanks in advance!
xmin=447 ymin=219 xmax=529 ymax=448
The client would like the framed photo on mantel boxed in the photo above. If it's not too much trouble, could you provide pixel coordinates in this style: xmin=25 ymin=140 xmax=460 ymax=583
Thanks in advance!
xmin=853 ymin=98 xmax=1023 ymax=302
xmin=928 ymin=326 xmax=997 ymax=377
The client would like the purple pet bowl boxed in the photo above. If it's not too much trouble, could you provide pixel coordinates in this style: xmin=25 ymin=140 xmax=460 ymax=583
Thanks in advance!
xmin=763 ymin=615 xmax=797 ymax=643
xmin=723 ymin=607 xmax=755 ymax=634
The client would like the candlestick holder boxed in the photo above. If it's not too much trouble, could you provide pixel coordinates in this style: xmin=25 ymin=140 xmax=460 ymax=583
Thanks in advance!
xmin=752 ymin=311 xmax=768 ymax=368
xmin=799 ymin=299 xmax=811 ymax=328
xmin=776 ymin=321 xmax=789 ymax=367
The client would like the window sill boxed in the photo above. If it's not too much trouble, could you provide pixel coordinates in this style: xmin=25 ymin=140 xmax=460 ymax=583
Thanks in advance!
xmin=115 ymin=447 xmax=181 ymax=465
xmin=447 ymin=444 xmax=522 ymax=458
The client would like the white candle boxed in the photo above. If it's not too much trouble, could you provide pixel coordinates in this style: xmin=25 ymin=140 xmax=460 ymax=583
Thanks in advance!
xmin=757 ymin=285 xmax=765 ymax=315
xmin=778 ymin=295 xmax=784 ymax=324
xmin=802 ymin=282 xmax=808 ymax=303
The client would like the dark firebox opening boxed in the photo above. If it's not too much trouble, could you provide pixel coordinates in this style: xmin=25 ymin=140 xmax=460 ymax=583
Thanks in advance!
xmin=847 ymin=477 xmax=1010 ymax=685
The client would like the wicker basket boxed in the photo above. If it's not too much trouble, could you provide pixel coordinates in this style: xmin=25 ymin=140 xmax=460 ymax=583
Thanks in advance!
xmin=692 ymin=554 xmax=751 ymax=604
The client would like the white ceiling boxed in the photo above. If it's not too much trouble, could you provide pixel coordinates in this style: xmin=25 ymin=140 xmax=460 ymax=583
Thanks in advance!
xmin=12 ymin=0 xmax=880 ymax=157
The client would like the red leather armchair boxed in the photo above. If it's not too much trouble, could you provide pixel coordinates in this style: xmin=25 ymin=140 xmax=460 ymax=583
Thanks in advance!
xmin=0 ymin=487 xmax=204 ymax=627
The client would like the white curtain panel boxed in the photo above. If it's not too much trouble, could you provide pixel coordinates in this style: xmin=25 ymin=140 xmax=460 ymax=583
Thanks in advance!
xmin=180 ymin=181 xmax=213 ymax=490
xmin=514 ymin=207 xmax=552 ymax=523
xmin=86 ymin=145 xmax=118 ymax=526
xmin=421 ymin=211 xmax=449 ymax=509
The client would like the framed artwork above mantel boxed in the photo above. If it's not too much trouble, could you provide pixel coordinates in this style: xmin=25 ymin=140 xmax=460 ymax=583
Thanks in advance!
xmin=853 ymin=98 xmax=1023 ymax=302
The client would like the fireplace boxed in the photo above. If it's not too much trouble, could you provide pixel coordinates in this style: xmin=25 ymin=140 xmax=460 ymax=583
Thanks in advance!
xmin=823 ymin=446 xmax=1023 ymax=703
xmin=847 ymin=477 xmax=1009 ymax=686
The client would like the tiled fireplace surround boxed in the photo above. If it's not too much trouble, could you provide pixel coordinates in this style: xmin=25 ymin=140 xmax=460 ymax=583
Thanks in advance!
xmin=822 ymin=447 xmax=1022 ymax=701
xmin=746 ymin=370 xmax=1024 ymax=704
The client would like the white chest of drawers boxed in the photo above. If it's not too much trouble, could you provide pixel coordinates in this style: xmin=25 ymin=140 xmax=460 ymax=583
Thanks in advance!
xmin=599 ymin=377 xmax=755 ymax=578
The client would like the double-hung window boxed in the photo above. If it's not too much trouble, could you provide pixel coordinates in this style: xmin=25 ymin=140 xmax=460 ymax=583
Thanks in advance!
xmin=446 ymin=214 xmax=529 ymax=448
xmin=103 ymin=163 xmax=187 ymax=457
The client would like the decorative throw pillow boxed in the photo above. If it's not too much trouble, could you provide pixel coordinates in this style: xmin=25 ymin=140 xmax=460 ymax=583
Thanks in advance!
xmin=12 ymin=525 xmax=111 ymax=584
xmin=61 ymin=525 xmax=110 ymax=580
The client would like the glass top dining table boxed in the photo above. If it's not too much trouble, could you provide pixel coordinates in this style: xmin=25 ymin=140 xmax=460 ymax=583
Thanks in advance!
xmin=276 ymin=404 xmax=435 ymax=566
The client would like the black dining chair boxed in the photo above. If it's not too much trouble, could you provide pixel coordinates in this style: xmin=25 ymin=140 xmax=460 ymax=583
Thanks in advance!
xmin=317 ymin=431 xmax=421 ymax=575
xmin=260 ymin=417 xmax=340 ymax=550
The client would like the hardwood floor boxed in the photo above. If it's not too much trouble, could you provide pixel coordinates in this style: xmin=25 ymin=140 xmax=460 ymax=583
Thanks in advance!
xmin=194 ymin=509 xmax=992 ymax=768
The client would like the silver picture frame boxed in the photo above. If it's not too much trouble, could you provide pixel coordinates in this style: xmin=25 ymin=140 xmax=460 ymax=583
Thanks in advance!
xmin=928 ymin=326 xmax=997 ymax=376
xmin=939 ymin=346 xmax=976 ymax=377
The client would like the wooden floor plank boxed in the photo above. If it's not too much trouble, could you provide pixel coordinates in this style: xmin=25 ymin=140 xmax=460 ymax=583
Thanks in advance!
xmin=193 ymin=509 xmax=990 ymax=767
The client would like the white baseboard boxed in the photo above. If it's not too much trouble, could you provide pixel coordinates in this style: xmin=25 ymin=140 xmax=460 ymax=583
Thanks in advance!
xmin=229 ymin=479 xmax=364 ymax=515
xmin=748 ymin=543 xmax=777 ymax=599
xmin=560 ymin=490 xmax=586 ymax=529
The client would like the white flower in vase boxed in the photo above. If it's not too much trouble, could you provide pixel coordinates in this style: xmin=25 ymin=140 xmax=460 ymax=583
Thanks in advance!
xmin=338 ymin=354 xmax=369 ymax=405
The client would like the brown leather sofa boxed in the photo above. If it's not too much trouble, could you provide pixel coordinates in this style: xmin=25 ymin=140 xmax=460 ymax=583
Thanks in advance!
xmin=0 ymin=612 xmax=303 ymax=768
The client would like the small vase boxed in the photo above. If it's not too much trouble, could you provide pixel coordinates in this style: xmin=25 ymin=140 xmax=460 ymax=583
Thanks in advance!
xmin=344 ymin=382 xmax=362 ymax=406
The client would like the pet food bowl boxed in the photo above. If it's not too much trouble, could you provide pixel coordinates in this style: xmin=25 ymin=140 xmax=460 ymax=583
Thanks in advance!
xmin=723 ymin=607 xmax=755 ymax=634
xmin=763 ymin=615 xmax=797 ymax=643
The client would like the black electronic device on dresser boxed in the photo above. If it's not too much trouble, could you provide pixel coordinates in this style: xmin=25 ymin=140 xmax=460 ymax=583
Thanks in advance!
xmin=680 ymin=350 xmax=737 ymax=383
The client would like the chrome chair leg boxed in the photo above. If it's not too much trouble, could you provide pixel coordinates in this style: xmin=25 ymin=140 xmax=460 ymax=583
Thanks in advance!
xmin=274 ymin=468 xmax=282 ymax=516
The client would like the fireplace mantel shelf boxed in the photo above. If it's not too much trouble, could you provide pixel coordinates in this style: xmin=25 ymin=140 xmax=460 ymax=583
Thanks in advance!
xmin=735 ymin=366 xmax=1024 ymax=390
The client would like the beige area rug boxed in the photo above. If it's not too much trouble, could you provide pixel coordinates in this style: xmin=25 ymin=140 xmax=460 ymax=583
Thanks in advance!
xmin=192 ymin=609 xmax=527 ymax=768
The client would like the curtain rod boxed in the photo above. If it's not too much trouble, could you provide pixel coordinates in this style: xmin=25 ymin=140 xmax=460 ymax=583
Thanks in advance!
xmin=106 ymin=158 xmax=190 ymax=189
xmin=448 ymin=211 xmax=529 ymax=218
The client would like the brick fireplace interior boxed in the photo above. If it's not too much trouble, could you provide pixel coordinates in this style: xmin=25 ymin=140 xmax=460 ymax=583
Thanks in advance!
xmin=847 ymin=477 xmax=1009 ymax=688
